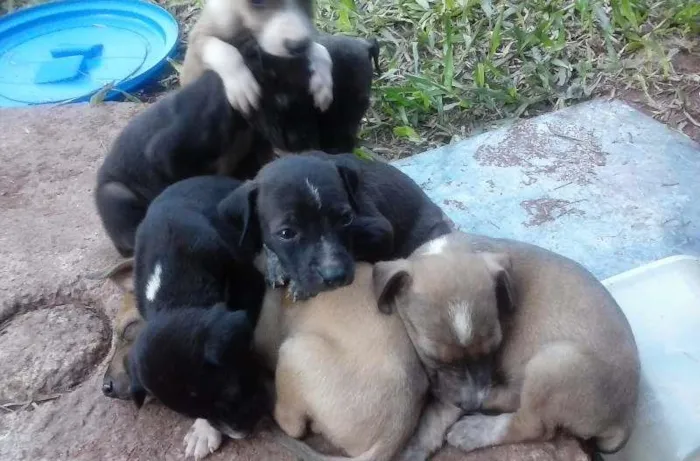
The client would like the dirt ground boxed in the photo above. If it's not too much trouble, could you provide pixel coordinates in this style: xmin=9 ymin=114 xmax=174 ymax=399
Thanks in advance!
xmin=0 ymin=102 xmax=591 ymax=460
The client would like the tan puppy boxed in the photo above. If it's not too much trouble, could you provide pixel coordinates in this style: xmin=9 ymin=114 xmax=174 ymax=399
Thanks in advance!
xmin=254 ymin=262 xmax=428 ymax=461
xmin=375 ymin=232 xmax=640 ymax=460
xmin=181 ymin=0 xmax=333 ymax=115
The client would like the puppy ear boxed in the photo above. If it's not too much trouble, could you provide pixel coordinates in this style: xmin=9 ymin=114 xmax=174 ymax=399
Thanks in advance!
xmin=204 ymin=306 xmax=253 ymax=367
xmin=218 ymin=180 xmax=261 ymax=255
xmin=483 ymin=253 xmax=516 ymax=314
xmin=373 ymin=260 xmax=413 ymax=315
xmin=335 ymin=162 xmax=360 ymax=208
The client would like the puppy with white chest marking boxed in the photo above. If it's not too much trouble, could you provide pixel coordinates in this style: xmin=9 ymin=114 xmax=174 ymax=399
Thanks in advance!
xmin=217 ymin=151 xmax=453 ymax=301
xmin=127 ymin=176 xmax=269 ymax=460
xmin=181 ymin=0 xmax=333 ymax=115
xmin=253 ymin=262 xmax=428 ymax=461
xmin=375 ymin=232 xmax=641 ymax=460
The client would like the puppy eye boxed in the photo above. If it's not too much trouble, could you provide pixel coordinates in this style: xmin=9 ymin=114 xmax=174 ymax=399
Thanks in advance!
xmin=250 ymin=0 xmax=265 ymax=7
xmin=278 ymin=228 xmax=297 ymax=240
xmin=339 ymin=210 xmax=354 ymax=227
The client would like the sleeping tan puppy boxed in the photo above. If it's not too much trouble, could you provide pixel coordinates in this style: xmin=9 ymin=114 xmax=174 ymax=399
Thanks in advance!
xmin=181 ymin=0 xmax=333 ymax=115
xmin=374 ymin=231 xmax=640 ymax=460
xmin=253 ymin=262 xmax=428 ymax=461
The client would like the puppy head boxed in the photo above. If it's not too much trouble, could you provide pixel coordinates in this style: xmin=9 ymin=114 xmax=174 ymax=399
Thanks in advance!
xmin=128 ymin=305 xmax=267 ymax=436
xmin=234 ymin=0 xmax=314 ymax=58
xmin=219 ymin=153 xmax=359 ymax=299
xmin=373 ymin=240 xmax=515 ymax=367
xmin=102 ymin=293 xmax=144 ymax=400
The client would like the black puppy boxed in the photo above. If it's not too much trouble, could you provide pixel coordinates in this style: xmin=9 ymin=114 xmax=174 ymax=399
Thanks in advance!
xmin=94 ymin=68 xmax=271 ymax=257
xmin=127 ymin=176 xmax=268 ymax=457
xmin=241 ymin=33 xmax=380 ymax=153
xmin=218 ymin=152 xmax=453 ymax=300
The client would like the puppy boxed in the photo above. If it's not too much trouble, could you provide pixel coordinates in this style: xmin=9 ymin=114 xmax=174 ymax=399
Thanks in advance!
xmin=253 ymin=262 xmax=428 ymax=461
xmin=375 ymin=232 xmax=641 ymax=460
xmin=126 ymin=176 xmax=269 ymax=459
xmin=218 ymin=151 xmax=453 ymax=300
xmin=94 ymin=70 xmax=271 ymax=257
xmin=181 ymin=0 xmax=333 ymax=115
xmin=240 ymin=33 xmax=380 ymax=154
xmin=102 ymin=291 xmax=145 ymax=400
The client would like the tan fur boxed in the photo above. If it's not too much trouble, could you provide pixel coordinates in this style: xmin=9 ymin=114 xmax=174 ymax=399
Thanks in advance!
xmin=181 ymin=0 xmax=333 ymax=114
xmin=254 ymin=263 xmax=428 ymax=461
xmin=103 ymin=290 xmax=145 ymax=400
xmin=377 ymin=232 xmax=640 ymax=459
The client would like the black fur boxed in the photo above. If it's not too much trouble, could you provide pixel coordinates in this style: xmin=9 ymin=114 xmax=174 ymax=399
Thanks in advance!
xmin=128 ymin=176 xmax=268 ymax=435
xmin=218 ymin=152 xmax=453 ymax=300
xmin=95 ymin=34 xmax=379 ymax=258
xmin=94 ymin=70 xmax=268 ymax=257
xmin=235 ymin=32 xmax=380 ymax=154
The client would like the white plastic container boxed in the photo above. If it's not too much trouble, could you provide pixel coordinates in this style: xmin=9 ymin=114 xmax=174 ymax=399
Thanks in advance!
xmin=602 ymin=255 xmax=700 ymax=461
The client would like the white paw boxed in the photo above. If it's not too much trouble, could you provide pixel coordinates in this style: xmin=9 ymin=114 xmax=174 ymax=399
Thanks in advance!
xmin=446 ymin=413 xmax=511 ymax=453
xmin=308 ymin=42 xmax=333 ymax=112
xmin=184 ymin=419 xmax=223 ymax=460
xmin=222 ymin=65 xmax=261 ymax=115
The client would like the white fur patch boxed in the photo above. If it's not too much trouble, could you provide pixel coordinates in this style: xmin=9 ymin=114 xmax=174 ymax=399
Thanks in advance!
xmin=184 ymin=419 xmax=222 ymax=460
xmin=145 ymin=263 xmax=162 ymax=302
xmin=305 ymin=178 xmax=321 ymax=208
xmin=448 ymin=301 xmax=473 ymax=346
xmin=422 ymin=236 xmax=448 ymax=255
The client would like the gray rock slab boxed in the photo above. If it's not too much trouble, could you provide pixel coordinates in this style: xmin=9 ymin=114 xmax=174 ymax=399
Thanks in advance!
xmin=394 ymin=99 xmax=700 ymax=280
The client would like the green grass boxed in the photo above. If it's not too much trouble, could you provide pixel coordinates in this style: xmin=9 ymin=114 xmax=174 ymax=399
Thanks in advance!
xmin=313 ymin=0 xmax=699 ymax=154
xmin=3 ymin=0 xmax=699 ymax=155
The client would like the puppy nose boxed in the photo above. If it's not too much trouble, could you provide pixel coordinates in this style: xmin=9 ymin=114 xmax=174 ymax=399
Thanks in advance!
xmin=318 ymin=264 xmax=348 ymax=287
xmin=102 ymin=381 xmax=114 ymax=397
xmin=284 ymin=37 xmax=311 ymax=56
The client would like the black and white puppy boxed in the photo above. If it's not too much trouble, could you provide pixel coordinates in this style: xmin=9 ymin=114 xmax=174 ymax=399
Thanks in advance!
xmin=218 ymin=152 xmax=453 ymax=300
xmin=127 ymin=176 xmax=268 ymax=459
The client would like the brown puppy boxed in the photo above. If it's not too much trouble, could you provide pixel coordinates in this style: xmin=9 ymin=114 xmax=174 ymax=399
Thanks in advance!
xmin=375 ymin=232 xmax=640 ymax=460
xmin=181 ymin=0 xmax=332 ymax=115
xmin=102 ymin=291 xmax=145 ymax=400
xmin=253 ymin=262 xmax=428 ymax=461
xmin=87 ymin=262 xmax=145 ymax=400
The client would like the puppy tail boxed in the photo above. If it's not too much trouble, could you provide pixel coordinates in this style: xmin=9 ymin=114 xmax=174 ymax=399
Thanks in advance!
xmin=272 ymin=426 xmax=390 ymax=461
xmin=84 ymin=257 xmax=134 ymax=281
xmin=367 ymin=38 xmax=381 ymax=75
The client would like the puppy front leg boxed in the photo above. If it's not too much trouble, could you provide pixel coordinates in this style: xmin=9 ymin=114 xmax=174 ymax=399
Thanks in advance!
xmin=308 ymin=42 xmax=333 ymax=112
xmin=202 ymin=37 xmax=260 ymax=115
xmin=397 ymin=398 xmax=462 ymax=461
xmin=184 ymin=418 xmax=223 ymax=460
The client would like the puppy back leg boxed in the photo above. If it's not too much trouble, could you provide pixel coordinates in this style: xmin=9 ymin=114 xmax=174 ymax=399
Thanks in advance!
xmin=95 ymin=181 xmax=146 ymax=257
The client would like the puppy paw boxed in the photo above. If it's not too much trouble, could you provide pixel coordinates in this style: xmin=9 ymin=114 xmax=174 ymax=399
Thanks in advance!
xmin=446 ymin=413 xmax=511 ymax=453
xmin=308 ymin=42 xmax=333 ymax=112
xmin=184 ymin=419 xmax=222 ymax=460
xmin=222 ymin=65 xmax=261 ymax=116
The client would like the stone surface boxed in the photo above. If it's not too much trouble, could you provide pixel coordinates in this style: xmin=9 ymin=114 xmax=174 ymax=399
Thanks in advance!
xmin=0 ymin=101 xmax=596 ymax=460
xmin=0 ymin=303 xmax=110 ymax=402
xmin=395 ymin=99 xmax=700 ymax=280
